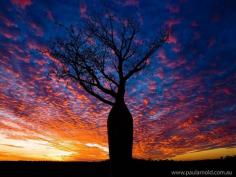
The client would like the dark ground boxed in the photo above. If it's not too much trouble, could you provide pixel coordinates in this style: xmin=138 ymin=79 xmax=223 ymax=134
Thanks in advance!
xmin=0 ymin=156 xmax=235 ymax=177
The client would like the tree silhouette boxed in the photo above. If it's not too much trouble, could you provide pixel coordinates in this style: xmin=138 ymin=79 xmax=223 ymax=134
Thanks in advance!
xmin=48 ymin=13 xmax=168 ymax=177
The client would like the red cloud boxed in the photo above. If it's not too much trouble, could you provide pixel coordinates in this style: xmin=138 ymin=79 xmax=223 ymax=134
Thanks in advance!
xmin=123 ymin=0 xmax=139 ymax=6
xmin=29 ymin=22 xmax=44 ymax=37
xmin=46 ymin=10 xmax=54 ymax=21
xmin=172 ymin=43 xmax=181 ymax=53
xmin=27 ymin=39 xmax=45 ymax=50
xmin=191 ymin=20 xmax=199 ymax=27
xmin=167 ymin=33 xmax=177 ymax=44
xmin=0 ymin=27 xmax=19 ymax=40
xmin=79 ymin=3 xmax=87 ymax=18
xmin=155 ymin=68 xmax=164 ymax=80
xmin=165 ymin=19 xmax=181 ymax=28
xmin=0 ymin=30 xmax=17 ymax=40
xmin=0 ymin=15 xmax=16 ymax=27
xmin=11 ymin=0 xmax=32 ymax=9
xmin=166 ymin=4 xmax=180 ymax=13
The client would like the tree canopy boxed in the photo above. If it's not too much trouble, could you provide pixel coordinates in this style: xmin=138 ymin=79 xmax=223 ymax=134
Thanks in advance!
xmin=48 ymin=14 xmax=168 ymax=106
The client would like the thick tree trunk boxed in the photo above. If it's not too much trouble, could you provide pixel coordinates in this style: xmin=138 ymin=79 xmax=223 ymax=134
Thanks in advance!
xmin=107 ymin=98 xmax=133 ymax=177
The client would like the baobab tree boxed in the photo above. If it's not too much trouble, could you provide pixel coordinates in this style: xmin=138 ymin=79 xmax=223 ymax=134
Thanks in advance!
xmin=48 ymin=13 xmax=168 ymax=177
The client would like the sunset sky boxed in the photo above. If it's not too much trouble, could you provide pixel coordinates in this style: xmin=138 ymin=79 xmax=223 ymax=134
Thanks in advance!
xmin=0 ymin=0 xmax=236 ymax=161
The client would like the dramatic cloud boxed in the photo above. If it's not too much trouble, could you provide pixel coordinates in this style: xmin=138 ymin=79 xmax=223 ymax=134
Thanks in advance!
xmin=121 ymin=0 xmax=139 ymax=6
xmin=0 ymin=0 xmax=236 ymax=161
xmin=10 ymin=0 xmax=32 ymax=9
xmin=79 ymin=3 xmax=87 ymax=18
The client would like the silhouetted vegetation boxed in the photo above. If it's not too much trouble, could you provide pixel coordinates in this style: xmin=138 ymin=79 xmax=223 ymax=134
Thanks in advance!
xmin=1 ymin=156 xmax=235 ymax=177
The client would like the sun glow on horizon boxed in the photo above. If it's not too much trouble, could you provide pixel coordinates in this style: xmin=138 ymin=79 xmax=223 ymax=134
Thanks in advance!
xmin=172 ymin=147 xmax=236 ymax=161
xmin=0 ymin=134 xmax=75 ymax=161
xmin=1 ymin=130 xmax=236 ymax=161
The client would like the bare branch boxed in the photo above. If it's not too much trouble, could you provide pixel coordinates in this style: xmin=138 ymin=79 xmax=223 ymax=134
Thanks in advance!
xmin=124 ymin=31 xmax=169 ymax=80
xmin=79 ymin=79 xmax=114 ymax=106
xmin=48 ymin=13 xmax=168 ymax=105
